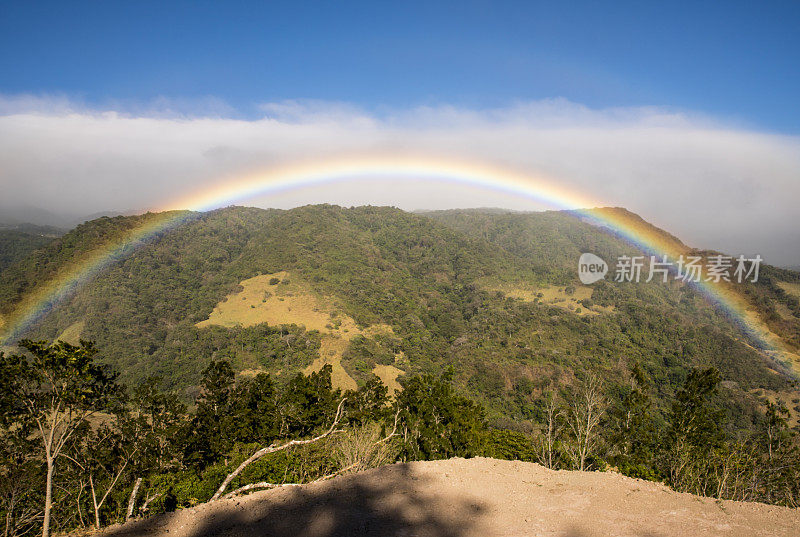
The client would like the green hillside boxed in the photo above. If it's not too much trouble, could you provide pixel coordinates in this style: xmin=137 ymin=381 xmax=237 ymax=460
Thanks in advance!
xmin=0 ymin=228 xmax=59 ymax=272
xmin=1 ymin=205 xmax=797 ymax=432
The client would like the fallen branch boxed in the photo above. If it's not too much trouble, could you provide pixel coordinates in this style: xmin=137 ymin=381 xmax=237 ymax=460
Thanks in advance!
xmin=138 ymin=490 xmax=161 ymax=516
xmin=221 ymin=461 xmax=361 ymax=500
xmin=377 ymin=408 xmax=401 ymax=445
xmin=211 ymin=398 xmax=347 ymax=501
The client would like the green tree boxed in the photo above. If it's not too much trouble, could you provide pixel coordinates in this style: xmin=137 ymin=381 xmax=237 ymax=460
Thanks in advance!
xmin=758 ymin=402 xmax=800 ymax=505
xmin=182 ymin=360 xmax=235 ymax=468
xmin=664 ymin=367 xmax=724 ymax=495
xmin=343 ymin=376 xmax=390 ymax=427
xmin=279 ymin=365 xmax=340 ymax=438
xmin=608 ymin=364 xmax=659 ymax=479
xmin=0 ymin=340 xmax=120 ymax=537
xmin=229 ymin=373 xmax=280 ymax=445
xmin=124 ymin=378 xmax=186 ymax=520
xmin=396 ymin=372 xmax=486 ymax=461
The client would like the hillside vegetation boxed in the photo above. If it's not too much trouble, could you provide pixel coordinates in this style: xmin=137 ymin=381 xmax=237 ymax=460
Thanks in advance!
xmin=2 ymin=206 xmax=800 ymax=535
xmin=0 ymin=206 xmax=798 ymax=421
xmin=0 ymin=228 xmax=57 ymax=272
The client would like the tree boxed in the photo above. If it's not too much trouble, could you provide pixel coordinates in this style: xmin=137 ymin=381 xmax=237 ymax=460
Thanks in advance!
xmin=534 ymin=390 xmax=563 ymax=470
xmin=756 ymin=401 xmax=800 ymax=505
xmin=342 ymin=376 xmax=390 ymax=427
xmin=396 ymin=372 xmax=486 ymax=461
xmin=229 ymin=373 xmax=280 ymax=445
xmin=182 ymin=360 xmax=235 ymax=468
xmin=664 ymin=367 xmax=724 ymax=495
xmin=67 ymin=423 xmax=137 ymax=529
xmin=564 ymin=374 xmax=606 ymax=471
xmin=0 ymin=428 xmax=42 ymax=537
xmin=210 ymin=398 xmax=347 ymax=501
xmin=607 ymin=364 xmax=658 ymax=479
xmin=279 ymin=365 xmax=341 ymax=438
xmin=125 ymin=377 xmax=185 ymax=520
xmin=0 ymin=340 xmax=120 ymax=537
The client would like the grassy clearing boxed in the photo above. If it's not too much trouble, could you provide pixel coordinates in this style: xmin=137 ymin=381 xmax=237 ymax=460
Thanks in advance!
xmin=197 ymin=271 xmax=396 ymax=391
xmin=777 ymin=281 xmax=800 ymax=299
xmin=304 ymin=336 xmax=357 ymax=391
xmin=775 ymin=303 xmax=797 ymax=321
xmin=753 ymin=387 xmax=800 ymax=428
xmin=196 ymin=271 xmax=353 ymax=332
xmin=372 ymin=364 xmax=404 ymax=395
xmin=56 ymin=321 xmax=85 ymax=345
xmin=486 ymin=282 xmax=613 ymax=316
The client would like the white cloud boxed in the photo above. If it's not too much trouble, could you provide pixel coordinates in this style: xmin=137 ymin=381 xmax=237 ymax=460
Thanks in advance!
xmin=1 ymin=95 xmax=798 ymax=265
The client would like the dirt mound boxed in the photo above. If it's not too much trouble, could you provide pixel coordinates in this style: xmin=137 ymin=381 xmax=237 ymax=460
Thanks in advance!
xmin=103 ymin=457 xmax=799 ymax=537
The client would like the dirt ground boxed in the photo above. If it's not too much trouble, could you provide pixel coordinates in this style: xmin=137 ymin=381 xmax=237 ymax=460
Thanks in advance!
xmin=102 ymin=457 xmax=800 ymax=537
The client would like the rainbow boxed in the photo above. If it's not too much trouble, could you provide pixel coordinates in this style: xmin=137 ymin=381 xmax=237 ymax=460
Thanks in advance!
xmin=0 ymin=155 xmax=786 ymax=362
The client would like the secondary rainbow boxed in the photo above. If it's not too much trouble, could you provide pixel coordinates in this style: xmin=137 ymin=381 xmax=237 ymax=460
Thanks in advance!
xmin=0 ymin=155 xmax=780 ymax=358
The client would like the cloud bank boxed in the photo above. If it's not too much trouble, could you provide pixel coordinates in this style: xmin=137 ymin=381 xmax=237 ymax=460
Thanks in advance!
xmin=1 ymin=96 xmax=798 ymax=266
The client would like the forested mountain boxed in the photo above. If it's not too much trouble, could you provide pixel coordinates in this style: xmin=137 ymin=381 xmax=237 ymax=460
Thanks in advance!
xmin=3 ymin=205 xmax=800 ymax=534
xmin=1 ymin=205 xmax=798 ymax=428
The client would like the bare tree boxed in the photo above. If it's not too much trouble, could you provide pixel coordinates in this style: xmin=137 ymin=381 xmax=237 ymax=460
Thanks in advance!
xmin=0 ymin=462 xmax=42 ymax=537
xmin=64 ymin=426 xmax=137 ymax=529
xmin=564 ymin=375 xmax=606 ymax=471
xmin=536 ymin=391 xmax=563 ymax=470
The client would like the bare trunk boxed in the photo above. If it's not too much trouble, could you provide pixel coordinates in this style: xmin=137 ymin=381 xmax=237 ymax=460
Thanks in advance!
xmin=126 ymin=478 xmax=142 ymax=521
xmin=89 ymin=475 xmax=100 ymax=529
xmin=42 ymin=460 xmax=54 ymax=537
xmin=4 ymin=499 xmax=11 ymax=537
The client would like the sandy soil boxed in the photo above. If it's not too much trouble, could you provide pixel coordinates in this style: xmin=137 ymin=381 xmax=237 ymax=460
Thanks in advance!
xmin=103 ymin=457 xmax=799 ymax=537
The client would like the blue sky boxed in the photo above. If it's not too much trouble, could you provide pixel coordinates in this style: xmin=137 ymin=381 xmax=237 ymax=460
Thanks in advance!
xmin=1 ymin=0 xmax=799 ymax=132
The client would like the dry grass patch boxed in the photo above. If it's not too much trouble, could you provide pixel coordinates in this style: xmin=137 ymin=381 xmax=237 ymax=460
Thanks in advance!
xmin=56 ymin=321 xmax=85 ymax=345
xmin=486 ymin=282 xmax=612 ymax=316
xmin=362 ymin=323 xmax=395 ymax=337
xmin=752 ymin=388 xmax=800 ymax=428
xmin=773 ymin=282 xmax=800 ymax=320
xmin=372 ymin=364 xmax=404 ymax=395
xmin=196 ymin=272 xmax=351 ymax=332
xmin=775 ymin=302 xmax=797 ymax=321
xmin=304 ymin=336 xmax=357 ymax=391
xmin=238 ymin=368 xmax=268 ymax=378
xmin=777 ymin=281 xmax=800 ymax=299
xmin=198 ymin=272 xmax=398 ymax=392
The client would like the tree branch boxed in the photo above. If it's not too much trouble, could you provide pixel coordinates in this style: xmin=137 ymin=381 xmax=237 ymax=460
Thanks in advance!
xmin=210 ymin=398 xmax=347 ymax=501
xmin=220 ymin=461 xmax=360 ymax=500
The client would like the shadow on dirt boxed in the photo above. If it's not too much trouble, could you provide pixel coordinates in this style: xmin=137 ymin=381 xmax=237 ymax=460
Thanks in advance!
xmin=106 ymin=463 xmax=486 ymax=537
